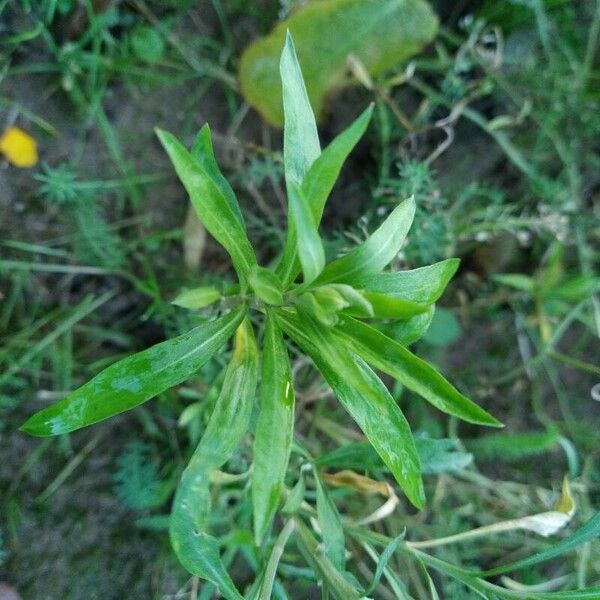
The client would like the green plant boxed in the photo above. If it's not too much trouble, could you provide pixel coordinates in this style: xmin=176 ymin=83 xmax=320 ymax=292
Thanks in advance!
xmin=20 ymin=33 xmax=600 ymax=599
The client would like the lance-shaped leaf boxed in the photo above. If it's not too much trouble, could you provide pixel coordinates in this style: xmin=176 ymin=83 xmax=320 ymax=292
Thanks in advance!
xmin=334 ymin=317 xmax=502 ymax=428
xmin=314 ymin=198 xmax=415 ymax=287
xmin=252 ymin=313 xmax=295 ymax=544
xmin=156 ymin=129 xmax=257 ymax=285
xmin=170 ymin=318 xmax=258 ymax=599
xmin=280 ymin=30 xmax=320 ymax=189
xmin=288 ymin=182 xmax=325 ymax=284
xmin=172 ymin=286 xmax=221 ymax=309
xmin=276 ymin=309 xmax=424 ymax=508
xmin=357 ymin=258 xmax=461 ymax=304
xmin=21 ymin=308 xmax=246 ymax=436
xmin=190 ymin=124 xmax=245 ymax=227
xmin=278 ymin=105 xmax=374 ymax=285
xmin=315 ymin=472 xmax=346 ymax=571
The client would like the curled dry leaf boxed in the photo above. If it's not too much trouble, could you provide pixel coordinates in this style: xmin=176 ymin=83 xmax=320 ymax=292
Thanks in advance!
xmin=322 ymin=469 xmax=393 ymax=498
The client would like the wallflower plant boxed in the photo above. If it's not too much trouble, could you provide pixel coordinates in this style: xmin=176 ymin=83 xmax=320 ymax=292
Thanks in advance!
xmin=30 ymin=32 xmax=600 ymax=599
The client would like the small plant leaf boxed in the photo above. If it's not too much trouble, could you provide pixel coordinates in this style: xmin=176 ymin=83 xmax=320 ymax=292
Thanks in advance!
xmin=288 ymin=182 xmax=325 ymax=284
xmin=276 ymin=309 xmax=425 ymax=508
xmin=239 ymin=0 xmax=438 ymax=127
xmin=190 ymin=124 xmax=245 ymax=227
xmin=493 ymin=273 xmax=536 ymax=293
xmin=172 ymin=286 xmax=221 ymax=309
xmin=248 ymin=266 xmax=284 ymax=305
xmin=280 ymin=30 xmax=321 ymax=189
xmin=253 ymin=313 xmax=295 ymax=544
xmin=156 ymin=128 xmax=257 ymax=285
xmin=334 ymin=316 xmax=502 ymax=427
xmin=20 ymin=308 xmax=246 ymax=436
xmin=314 ymin=198 xmax=416 ymax=286
xmin=358 ymin=258 xmax=460 ymax=304
xmin=464 ymin=429 xmax=561 ymax=463
xmin=364 ymin=535 xmax=404 ymax=596
xmin=170 ymin=318 xmax=258 ymax=598
xmin=315 ymin=472 xmax=346 ymax=571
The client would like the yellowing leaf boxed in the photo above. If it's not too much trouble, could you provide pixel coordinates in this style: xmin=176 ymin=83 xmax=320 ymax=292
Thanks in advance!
xmin=322 ymin=469 xmax=392 ymax=498
xmin=0 ymin=126 xmax=38 ymax=167
xmin=239 ymin=0 xmax=438 ymax=126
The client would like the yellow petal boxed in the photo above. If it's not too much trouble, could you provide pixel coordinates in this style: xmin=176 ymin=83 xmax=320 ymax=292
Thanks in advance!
xmin=0 ymin=126 xmax=38 ymax=168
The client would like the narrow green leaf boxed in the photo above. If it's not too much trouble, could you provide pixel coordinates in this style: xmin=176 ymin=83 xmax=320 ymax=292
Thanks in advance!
xmin=280 ymin=30 xmax=320 ymax=189
xmin=190 ymin=124 xmax=245 ymax=227
xmin=293 ymin=518 xmax=363 ymax=600
xmin=361 ymin=291 xmax=428 ymax=319
xmin=304 ymin=104 xmax=374 ymax=223
xmin=481 ymin=511 xmax=600 ymax=577
xmin=253 ymin=313 xmax=295 ymax=544
xmin=21 ymin=308 xmax=245 ymax=436
xmin=253 ymin=519 xmax=296 ymax=600
xmin=282 ymin=468 xmax=307 ymax=515
xmin=334 ymin=317 xmax=502 ymax=428
xmin=364 ymin=535 xmax=404 ymax=596
xmin=170 ymin=318 xmax=258 ymax=598
xmin=172 ymin=286 xmax=221 ymax=309
xmin=493 ymin=273 xmax=536 ymax=293
xmin=417 ymin=546 xmax=600 ymax=600
xmin=315 ymin=472 xmax=345 ymax=571
xmin=464 ymin=429 xmax=561 ymax=463
xmin=276 ymin=309 xmax=424 ymax=508
xmin=249 ymin=266 xmax=284 ymax=305
xmin=156 ymin=128 xmax=257 ymax=285
xmin=277 ymin=105 xmax=374 ymax=285
xmin=358 ymin=258 xmax=460 ymax=304
xmin=288 ymin=182 xmax=325 ymax=284
xmin=314 ymin=198 xmax=415 ymax=287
